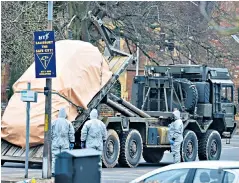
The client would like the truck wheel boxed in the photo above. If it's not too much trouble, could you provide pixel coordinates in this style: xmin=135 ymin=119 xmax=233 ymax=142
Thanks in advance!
xmin=102 ymin=129 xmax=120 ymax=168
xmin=198 ymin=130 xmax=222 ymax=160
xmin=118 ymin=129 xmax=143 ymax=167
xmin=181 ymin=130 xmax=198 ymax=162
xmin=143 ymin=148 xmax=164 ymax=163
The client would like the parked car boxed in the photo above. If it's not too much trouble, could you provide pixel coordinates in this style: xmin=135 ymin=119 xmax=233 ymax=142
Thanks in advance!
xmin=130 ymin=161 xmax=239 ymax=183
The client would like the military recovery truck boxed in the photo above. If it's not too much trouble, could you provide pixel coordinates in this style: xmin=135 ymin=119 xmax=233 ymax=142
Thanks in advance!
xmin=95 ymin=64 xmax=237 ymax=168
xmin=1 ymin=13 xmax=237 ymax=168
xmin=130 ymin=65 xmax=237 ymax=163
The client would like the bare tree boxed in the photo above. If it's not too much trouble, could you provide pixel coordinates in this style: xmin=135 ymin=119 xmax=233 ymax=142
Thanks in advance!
xmin=1 ymin=1 xmax=71 ymax=98
xmin=83 ymin=1 xmax=238 ymax=67
xmin=2 ymin=1 xmax=238 ymax=91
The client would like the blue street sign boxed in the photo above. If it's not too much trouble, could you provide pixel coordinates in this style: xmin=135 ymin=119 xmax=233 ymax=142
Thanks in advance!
xmin=34 ymin=31 xmax=56 ymax=78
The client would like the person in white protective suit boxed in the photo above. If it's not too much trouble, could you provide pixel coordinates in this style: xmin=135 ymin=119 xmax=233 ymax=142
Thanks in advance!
xmin=81 ymin=109 xmax=107 ymax=172
xmin=168 ymin=109 xmax=184 ymax=163
xmin=51 ymin=108 xmax=75 ymax=176
xmin=80 ymin=109 xmax=107 ymax=152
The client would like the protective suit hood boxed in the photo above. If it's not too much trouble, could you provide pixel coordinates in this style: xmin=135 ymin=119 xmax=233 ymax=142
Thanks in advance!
xmin=81 ymin=108 xmax=107 ymax=152
xmin=90 ymin=109 xmax=98 ymax=119
xmin=58 ymin=108 xmax=67 ymax=118
xmin=173 ymin=110 xmax=181 ymax=120
xmin=52 ymin=107 xmax=75 ymax=174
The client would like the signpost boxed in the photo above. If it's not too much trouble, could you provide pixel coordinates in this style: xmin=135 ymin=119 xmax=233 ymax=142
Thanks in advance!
xmin=21 ymin=83 xmax=37 ymax=178
xmin=33 ymin=1 xmax=55 ymax=179
xmin=34 ymin=30 xmax=56 ymax=78
xmin=21 ymin=90 xmax=38 ymax=102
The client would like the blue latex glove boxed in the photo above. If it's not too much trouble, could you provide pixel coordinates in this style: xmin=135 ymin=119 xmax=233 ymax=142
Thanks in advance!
xmin=69 ymin=143 xmax=74 ymax=150
xmin=81 ymin=141 xmax=86 ymax=149
xmin=169 ymin=139 xmax=175 ymax=145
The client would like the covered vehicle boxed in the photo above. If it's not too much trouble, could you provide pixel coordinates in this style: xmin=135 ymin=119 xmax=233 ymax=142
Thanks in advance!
xmin=1 ymin=40 xmax=112 ymax=148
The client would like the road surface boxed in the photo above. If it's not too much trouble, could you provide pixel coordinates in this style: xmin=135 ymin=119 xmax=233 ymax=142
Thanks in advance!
xmin=1 ymin=135 xmax=239 ymax=183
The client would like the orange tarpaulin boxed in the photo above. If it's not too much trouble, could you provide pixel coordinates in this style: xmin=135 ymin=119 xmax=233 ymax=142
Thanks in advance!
xmin=1 ymin=40 xmax=113 ymax=148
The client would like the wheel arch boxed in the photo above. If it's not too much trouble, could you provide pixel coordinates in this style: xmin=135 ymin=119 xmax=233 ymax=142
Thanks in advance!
xmin=104 ymin=118 xmax=147 ymax=144
xmin=185 ymin=118 xmax=226 ymax=138
xmin=208 ymin=118 xmax=226 ymax=136
xmin=129 ymin=122 xmax=147 ymax=144
xmin=106 ymin=122 xmax=122 ymax=134
xmin=184 ymin=122 xmax=205 ymax=137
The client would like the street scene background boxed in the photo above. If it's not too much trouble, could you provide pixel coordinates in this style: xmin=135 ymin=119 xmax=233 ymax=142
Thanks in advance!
xmin=2 ymin=135 xmax=239 ymax=182
xmin=1 ymin=1 xmax=239 ymax=183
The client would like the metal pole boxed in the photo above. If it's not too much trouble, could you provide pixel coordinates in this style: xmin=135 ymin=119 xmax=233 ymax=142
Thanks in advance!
xmin=170 ymin=78 xmax=173 ymax=112
xmin=109 ymin=93 xmax=151 ymax=118
xmin=141 ymin=87 xmax=151 ymax=110
xmin=136 ymin=43 xmax=139 ymax=76
xmin=42 ymin=1 xmax=53 ymax=179
xmin=24 ymin=82 xmax=31 ymax=178
xmin=105 ymin=98 xmax=135 ymax=117
xmin=164 ymin=87 xmax=168 ymax=112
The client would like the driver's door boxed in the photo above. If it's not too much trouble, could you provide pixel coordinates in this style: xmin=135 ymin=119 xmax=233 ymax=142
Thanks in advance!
xmin=220 ymin=85 xmax=235 ymax=127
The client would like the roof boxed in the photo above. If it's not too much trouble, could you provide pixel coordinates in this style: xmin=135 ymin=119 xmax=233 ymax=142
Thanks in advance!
xmin=162 ymin=161 xmax=239 ymax=169
xmin=131 ymin=161 xmax=239 ymax=183
xmin=210 ymin=79 xmax=234 ymax=84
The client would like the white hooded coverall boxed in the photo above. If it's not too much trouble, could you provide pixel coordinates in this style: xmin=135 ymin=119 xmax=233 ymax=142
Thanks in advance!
xmin=51 ymin=108 xmax=75 ymax=174
xmin=168 ymin=110 xmax=184 ymax=163
xmin=81 ymin=109 xmax=107 ymax=152
xmin=81 ymin=109 xmax=107 ymax=173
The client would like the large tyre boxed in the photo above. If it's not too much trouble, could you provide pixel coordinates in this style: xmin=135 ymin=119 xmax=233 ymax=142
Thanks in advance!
xmin=198 ymin=130 xmax=222 ymax=160
xmin=143 ymin=148 xmax=164 ymax=163
xmin=118 ymin=129 xmax=143 ymax=167
xmin=168 ymin=79 xmax=198 ymax=112
xmin=102 ymin=129 xmax=120 ymax=168
xmin=181 ymin=130 xmax=198 ymax=162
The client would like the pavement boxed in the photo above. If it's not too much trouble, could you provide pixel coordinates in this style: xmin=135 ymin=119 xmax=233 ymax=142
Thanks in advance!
xmin=1 ymin=134 xmax=239 ymax=183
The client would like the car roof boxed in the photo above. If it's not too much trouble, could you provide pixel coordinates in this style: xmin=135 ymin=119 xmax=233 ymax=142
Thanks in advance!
xmin=233 ymin=169 xmax=239 ymax=174
xmin=161 ymin=161 xmax=239 ymax=169
xmin=131 ymin=161 xmax=239 ymax=183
